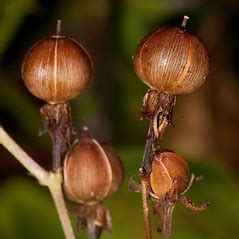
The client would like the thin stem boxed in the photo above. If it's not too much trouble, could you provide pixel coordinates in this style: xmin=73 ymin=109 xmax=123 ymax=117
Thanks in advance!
xmin=140 ymin=134 xmax=154 ymax=176
xmin=0 ymin=126 xmax=75 ymax=239
xmin=141 ymin=176 xmax=152 ymax=239
xmin=49 ymin=183 xmax=75 ymax=239
xmin=87 ymin=221 xmax=102 ymax=239
xmin=139 ymin=133 xmax=154 ymax=239
xmin=162 ymin=204 xmax=175 ymax=239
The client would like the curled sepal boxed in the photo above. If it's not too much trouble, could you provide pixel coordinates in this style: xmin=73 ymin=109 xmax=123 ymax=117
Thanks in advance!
xmin=140 ymin=90 xmax=176 ymax=141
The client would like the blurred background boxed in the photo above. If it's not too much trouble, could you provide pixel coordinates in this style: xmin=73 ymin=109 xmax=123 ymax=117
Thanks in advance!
xmin=0 ymin=0 xmax=239 ymax=238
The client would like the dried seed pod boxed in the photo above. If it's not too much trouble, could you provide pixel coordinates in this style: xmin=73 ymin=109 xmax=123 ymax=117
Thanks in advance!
xmin=150 ymin=150 xmax=191 ymax=200
xmin=133 ymin=16 xmax=209 ymax=95
xmin=22 ymin=20 xmax=92 ymax=104
xmin=102 ymin=144 xmax=124 ymax=196
xmin=63 ymin=131 xmax=123 ymax=205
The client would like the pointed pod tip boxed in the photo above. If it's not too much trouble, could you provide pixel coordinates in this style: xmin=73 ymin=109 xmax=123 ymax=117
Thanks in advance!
xmin=83 ymin=126 xmax=89 ymax=131
xmin=181 ymin=15 xmax=189 ymax=28
xmin=80 ymin=126 xmax=93 ymax=140
xmin=56 ymin=19 xmax=62 ymax=36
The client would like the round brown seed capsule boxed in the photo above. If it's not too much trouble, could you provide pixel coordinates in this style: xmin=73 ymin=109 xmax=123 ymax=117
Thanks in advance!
xmin=22 ymin=20 xmax=92 ymax=104
xmin=133 ymin=16 xmax=209 ymax=95
xmin=63 ymin=130 xmax=123 ymax=205
xmin=150 ymin=150 xmax=191 ymax=200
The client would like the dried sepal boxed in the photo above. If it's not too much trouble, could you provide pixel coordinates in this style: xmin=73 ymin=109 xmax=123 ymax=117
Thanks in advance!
xmin=40 ymin=102 xmax=74 ymax=170
xmin=141 ymin=90 xmax=176 ymax=142
xmin=74 ymin=203 xmax=112 ymax=238
xmin=141 ymin=89 xmax=160 ymax=119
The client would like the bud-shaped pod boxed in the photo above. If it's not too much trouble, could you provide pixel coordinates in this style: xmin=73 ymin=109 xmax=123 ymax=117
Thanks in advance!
xmin=63 ymin=131 xmax=123 ymax=205
xmin=150 ymin=150 xmax=191 ymax=200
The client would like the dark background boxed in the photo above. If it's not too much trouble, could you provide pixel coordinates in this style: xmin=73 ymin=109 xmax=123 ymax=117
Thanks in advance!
xmin=0 ymin=0 xmax=239 ymax=238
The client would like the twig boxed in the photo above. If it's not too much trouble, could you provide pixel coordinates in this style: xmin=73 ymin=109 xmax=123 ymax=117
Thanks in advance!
xmin=0 ymin=126 xmax=75 ymax=239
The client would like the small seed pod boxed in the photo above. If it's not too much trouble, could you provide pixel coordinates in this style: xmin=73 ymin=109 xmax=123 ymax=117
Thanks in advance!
xmin=63 ymin=130 xmax=123 ymax=205
xmin=133 ymin=16 xmax=209 ymax=95
xmin=150 ymin=150 xmax=191 ymax=200
xmin=22 ymin=20 xmax=92 ymax=104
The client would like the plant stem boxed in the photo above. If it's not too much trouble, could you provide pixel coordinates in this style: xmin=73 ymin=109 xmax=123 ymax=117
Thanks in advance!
xmin=49 ymin=182 xmax=75 ymax=239
xmin=162 ymin=204 xmax=175 ymax=239
xmin=139 ymin=133 xmax=154 ymax=239
xmin=0 ymin=126 xmax=75 ymax=239
xmin=141 ymin=176 xmax=152 ymax=239
xmin=87 ymin=221 xmax=102 ymax=239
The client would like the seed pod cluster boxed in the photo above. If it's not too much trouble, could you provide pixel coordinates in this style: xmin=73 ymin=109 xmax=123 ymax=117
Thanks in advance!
xmin=63 ymin=130 xmax=123 ymax=205
xmin=22 ymin=21 xmax=92 ymax=104
xmin=133 ymin=16 xmax=209 ymax=95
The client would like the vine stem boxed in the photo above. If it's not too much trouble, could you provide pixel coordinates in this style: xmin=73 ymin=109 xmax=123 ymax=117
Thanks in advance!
xmin=0 ymin=126 xmax=75 ymax=239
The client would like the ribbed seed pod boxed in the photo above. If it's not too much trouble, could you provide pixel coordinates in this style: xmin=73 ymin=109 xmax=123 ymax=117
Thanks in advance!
xmin=150 ymin=150 xmax=191 ymax=200
xmin=63 ymin=131 xmax=123 ymax=205
xmin=133 ymin=16 xmax=209 ymax=95
xmin=22 ymin=20 xmax=92 ymax=104
xmin=102 ymin=144 xmax=124 ymax=196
